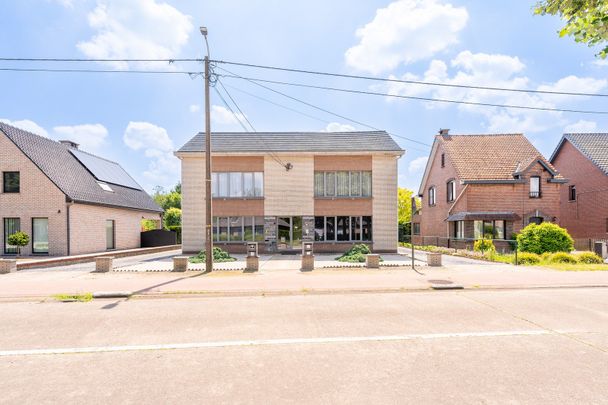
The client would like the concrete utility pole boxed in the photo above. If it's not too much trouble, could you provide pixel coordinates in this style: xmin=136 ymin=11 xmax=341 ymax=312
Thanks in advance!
xmin=201 ymin=26 xmax=213 ymax=272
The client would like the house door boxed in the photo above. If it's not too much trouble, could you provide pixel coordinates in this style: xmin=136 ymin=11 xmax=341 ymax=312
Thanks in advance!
xmin=276 ymin=217 xmax=303 ymax=251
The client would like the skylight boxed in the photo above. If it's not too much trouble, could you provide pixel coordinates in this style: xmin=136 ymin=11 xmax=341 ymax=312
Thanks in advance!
xmin=98 ymin=182 xmax=114 ymax=192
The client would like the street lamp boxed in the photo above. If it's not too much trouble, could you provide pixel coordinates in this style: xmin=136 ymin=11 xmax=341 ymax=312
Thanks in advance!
xmin=201 ymin=26 xmax=213 ymax=272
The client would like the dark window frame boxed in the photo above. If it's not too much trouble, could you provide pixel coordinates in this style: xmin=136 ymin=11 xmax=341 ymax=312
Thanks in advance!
xmin=3 ymin=171 xmax=20 ymax=193
xmin=106 ymin=219 xmax=116 ymax=250
xmin=428 ymin=186 xmax=436 ymax=206
xmin=441 ymin=153 xmax=445 ymax=168
xmin=568 ymin=185 xmax=576 ymax=201
xmin=529 ymin=176 xmax=541 ymax=198
xmin=446 ymin=180 xmax=456 ymax=202
xmin=313 ymin=216 xmax=372 ymax=242
xmin=213 ymin=216 xmax=266 ymax=243
xmin=3 ymin=217 xmax=20 ymax=255
xmin=31 ymin=217 xmax=49 ymax=255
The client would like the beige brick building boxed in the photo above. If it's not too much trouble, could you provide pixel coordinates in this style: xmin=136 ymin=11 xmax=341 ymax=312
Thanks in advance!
xmin=176 ymin=131 xmax=403 ymax=254
xmin=414 ymin=130 xmax=566 ymax=250
xmin=0 ymin=122 xmax=162 ymax=257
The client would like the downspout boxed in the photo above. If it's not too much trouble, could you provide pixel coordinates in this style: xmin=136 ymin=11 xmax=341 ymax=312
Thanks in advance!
xmin=66 ymin=201 xmax=73 ymax=256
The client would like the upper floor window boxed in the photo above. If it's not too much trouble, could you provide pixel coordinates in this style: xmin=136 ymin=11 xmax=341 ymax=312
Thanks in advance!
xmin=441 ymin=153 xmax=445 ymax=168
xmin=3 ymin=172 xmax=19 ymax=193
xmin=314 ymin=171 xmax=371 ymax=197
xmin=447 ymin=180 xmax=456 ymax=202
xmin=428 ymin=186 xmax=436 ymax=206
xmin=568 ymin=185 xmax=576 ymax=201
xmin=212 ymin=172 xmax=263 ymax=198
xmin=529 ymin=176 xmax=541 ymax=198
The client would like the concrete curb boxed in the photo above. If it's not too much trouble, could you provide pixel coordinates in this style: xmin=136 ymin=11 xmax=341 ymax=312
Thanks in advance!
xmin=92 ymin=291 xmax=133 ymax=299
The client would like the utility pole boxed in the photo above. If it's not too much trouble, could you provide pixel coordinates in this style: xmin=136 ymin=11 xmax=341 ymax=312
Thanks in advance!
xmin=201 ymin=26 xmax=213 ymax=272
xmin=410 ymin=196 xmax=416 ymax=270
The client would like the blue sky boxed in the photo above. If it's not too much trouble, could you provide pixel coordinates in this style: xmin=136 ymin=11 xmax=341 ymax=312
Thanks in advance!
xmin=1 ymin=0 xmax=607 ymax=193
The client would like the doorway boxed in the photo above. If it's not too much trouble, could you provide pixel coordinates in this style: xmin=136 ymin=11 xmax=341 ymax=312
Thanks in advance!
xmin=276 ymin=217 xmax=302 ymax=251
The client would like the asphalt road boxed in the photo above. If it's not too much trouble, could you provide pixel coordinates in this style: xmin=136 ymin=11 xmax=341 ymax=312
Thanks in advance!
xmin=1 ymin=288 xmax=607 ymax=404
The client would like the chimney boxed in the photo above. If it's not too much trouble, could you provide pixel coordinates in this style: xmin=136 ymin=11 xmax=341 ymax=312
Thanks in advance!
xmin=438 ymin=128 xmax=450 ymax=136
xmin=59 ymin=140 xmax=79 ymax=149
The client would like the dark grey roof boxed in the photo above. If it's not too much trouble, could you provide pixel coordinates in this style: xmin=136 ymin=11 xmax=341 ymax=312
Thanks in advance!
xmin=550 ymin=133 xmax=608 ymax=175
xmin=0 ymin=122 xmax=162 ymax=213
xmin=177 ymin=131 xmax=404 ymax=153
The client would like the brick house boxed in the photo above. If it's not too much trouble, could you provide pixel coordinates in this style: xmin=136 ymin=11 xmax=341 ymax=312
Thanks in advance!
xmin=0 ymin=122 xmax=162 ymax=256
xmin=413 ymin=130 xmax=565 ymax=250
xmin=550 ymin=133 xmax=608 ymax=239
xmin=175 ymin=131 xmax=403 ymax=254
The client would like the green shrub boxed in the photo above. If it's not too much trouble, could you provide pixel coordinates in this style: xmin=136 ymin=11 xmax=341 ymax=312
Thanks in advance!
xmin=516 ymin=252 xmax=541 ymax=265
xmin=336 ymin=244 xmax=378 ymax=263
xmin=547 ymin=252 xmax=578 ymax=264
xmin=7 ymin=231 xmax=29 ymax=255
xmin=575 ymin=252 xmax=604 ymax=264
xmin=474 ymin=237 xmax=496 ymax=253
xmin=164 ymin=207 xmax=182 ymax=228
xmin=189 ymin=247 xmax=236 ymax=263
xmin=516 ymin=223 xmax=574 ymax=254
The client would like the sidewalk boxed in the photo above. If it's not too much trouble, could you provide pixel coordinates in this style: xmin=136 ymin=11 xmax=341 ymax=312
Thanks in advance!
xmin=1 ymin=260 xmax=608 ymax=300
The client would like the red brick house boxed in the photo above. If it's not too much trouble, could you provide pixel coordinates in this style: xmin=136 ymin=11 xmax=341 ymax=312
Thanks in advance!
xmin=413 ymin=130 xmax=566 ymax=249
xmin=550 ymin=133 xmax=608 ymax=240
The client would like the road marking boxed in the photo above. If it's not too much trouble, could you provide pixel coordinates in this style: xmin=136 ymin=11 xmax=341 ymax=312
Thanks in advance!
xmin=0 ymin=329 xmax=570 ymax=357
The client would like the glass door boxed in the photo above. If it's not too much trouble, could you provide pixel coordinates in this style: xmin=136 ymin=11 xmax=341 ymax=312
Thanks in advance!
xmin=106 ymin=220 xmax=115 ymax=250
xmin=292 ymin=217 xmax=302 ymax=250
xmin=3 ymin=218 xmax=20 ymax=255
xmin=277 ymin=217 xmax=291 ymax=250
xmin=32 ymin=218 xmax=49 ymax=254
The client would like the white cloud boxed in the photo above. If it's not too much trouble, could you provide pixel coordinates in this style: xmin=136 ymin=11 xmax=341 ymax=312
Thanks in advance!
xmin=53 ymin=124 xmax=108 ymax=152
xmin=345 ymin=0 xmax=468 ymax=74
xmin=385 ymin=50 xmax=608 ymax=134
xmin=77 ymin=0 xmax=193 ymax=70
xmin=408 ymin=156 xmax=428 ymax=173
xmin=189 ymin=104 xmax=201 ymax=113
xmin=0 ymin=118 xmax=49 ymax=137
xmin=123 ymin=121 xmax=179 ymax=188
xmin=322 ymin=122 xmax=356 ymax=132
xmin=564 ymin=120 xmax=598 ymax=133
xmin=211 ymin=105 xmax=246 ymax=127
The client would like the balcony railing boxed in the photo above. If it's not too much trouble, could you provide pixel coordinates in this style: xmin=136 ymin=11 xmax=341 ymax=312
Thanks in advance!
xmin=529 ymin=191 xmax=541 ymax=198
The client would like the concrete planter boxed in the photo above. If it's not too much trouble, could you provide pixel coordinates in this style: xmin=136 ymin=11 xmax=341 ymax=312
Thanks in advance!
xmin=94 ymin=257 xmax=114 ymax=273
xmin=246 ymin=256 xmax=259 ymax=272
xmin=366 ymin=254 xmax=380 ymax=269
xmin=0 ymin=259 xmax=17 ymax=274
xmin=427 ymin=252 xmax=442 ymax=267
xmin=172 ymin=256 xmax=189 ymax=272
xmin=301 ymin=255 xmax=314 ymax=272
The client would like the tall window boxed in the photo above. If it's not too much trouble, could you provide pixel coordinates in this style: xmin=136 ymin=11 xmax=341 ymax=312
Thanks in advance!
xmin=3 ymin=218 xmax=20 ymax=254
xmin=106 ymin=220 xmax=115 ymax=250
xmin=413 ymin=223 xmax=420 ymax=235
xmin=212 ymin=216 xmax=265 ymax=242
xmin=3 ymin=172 xmax=19 ymax=193
xmin=314 ymin=171 xmax=372 ymax=197
xmin=32 ymin=218 xmax=49 ymax=254
xmin=313 ymin=216 xmax=372 ymax=242
xmin=428 ymin=186 xmax=436 ymax=206
xmin=474 ymin=220 xmax=506 ymax=239
xmin=454 ymin=221 xmax=464 ymax=239
xmin=569 ymin=185 xmax=576 ymax=201
xmin=441 ymin=153 xmax=445 ymax=168
xmin=213 ymin=172 xmax=263 ymax=198
xmin=447 ymin=180 xmax=456 ymax=202
xmin=530 ymin=176 xmax=541 ymax=198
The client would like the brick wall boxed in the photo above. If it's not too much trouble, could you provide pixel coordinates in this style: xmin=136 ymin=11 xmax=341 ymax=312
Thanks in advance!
xmin=552 ymin=140 xmax=608 ymax=238
xmin=264 ymin=155 xmax=314 ymax=216
xmin=0 ymin=133 xmax=68 ymax=256
xmin=372 ymin=155 xmax=399 ymax=251
xmin=181 ymin=156 xmax=206 ymax=253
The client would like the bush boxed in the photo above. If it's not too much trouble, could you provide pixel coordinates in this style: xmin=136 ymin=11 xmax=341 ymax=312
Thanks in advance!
xmin=336 ymin=244 xmax=377 ymax=263
xmin=516 ymin=252 xmax=541 ymax=265
xmin=575 ymin=252 xmax=604 ymax=264
xmin=547 ymin=252 xmax=578 ymax=264
xmin=164 ymin=207 xmax=182 ymax=228
xmin=189 ymin=247 xmax=236 ymax=263
xmin=7 ymin=231 xmax=29 ymax=255
xmin=141 ymin=219 xmax=158 ymax=231
xmin=474 ymin=237 xmax=496 ymax=253
xmin=516 ymin=223 xmax=574 ymax=254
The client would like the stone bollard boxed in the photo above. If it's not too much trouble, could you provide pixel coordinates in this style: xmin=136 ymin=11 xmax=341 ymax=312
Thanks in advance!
xmin=172 ymin=256 xmax=189 ymax=272
xmin=366 ymin=254 xmax=380 ymax=269
xmin=95 ymin=257 xmax=114 ymax=273
xmin=301 ymin=255 xmax=314 ymax=272
xmin=246 ymin=256 xmax=259 ymax=272
xmin=427 ymin=252 xmax=442 ymax=267
xmin=0 ymin=259 xmax=17 ymax=274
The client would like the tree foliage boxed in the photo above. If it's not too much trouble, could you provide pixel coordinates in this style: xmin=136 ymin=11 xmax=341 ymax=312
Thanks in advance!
xmin=516 ymin=222 xmax=574 ymax=254
xmin=535 ymin=0 xmax=608 ymax=58
xmin=397 ymin=188 xmax=420 ymax=224
xmin=164 ymin=207 xmax=182 ymax=228
xmin=152 ymin=183 xmax=181 ymax=211
xmin=7 ymin=231 xmax=29 ymax=247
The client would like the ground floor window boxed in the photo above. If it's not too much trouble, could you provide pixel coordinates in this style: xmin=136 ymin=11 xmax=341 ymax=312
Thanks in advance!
xmin=213 ymin=216 xmax=265 ymax=242
xmin=3 ymin=218 xmax=20 ymax=254
xmin=106 ymin=220 xmax=115 ymax=250
xmin=413 ymin=223 xmax=420 ymax=235
xmin=32 ymin=218 xmax=49 ymax=254
xmin=454 ymin=221 xmax=465 ymax=239
xmin=474 ymin=220 xmax=506 ymax=239
xmin=314 ymin=216 xmax=372 ymax=242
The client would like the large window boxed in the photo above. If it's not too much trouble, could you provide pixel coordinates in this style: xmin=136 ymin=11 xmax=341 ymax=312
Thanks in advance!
xmin=314 ymin=216 xmax=372 ymax=242
xmin=212 ymin=172 xmax=263 ymax=198
xmin=3 ymin=172 xmax=19 ymax=193
xmin=569 ymin=185 xmax=576 ymax=201
xmin=213 ymin=216 xmax=265 ymax=242
xmin=106 ymin=220 xmax=115 ymax=250
xmin=32 ymin=218 xmax=49 ymax=254
xmin=454 ymin=221 xmax=464 ymax=239
xmin=474 ymin=220 xmax=506 ymax=239
xmin=530 ymin=176 xmax=541 ymax=198
xmin=447 ymin=180 xmax=456 ymax=202
xmin=413 ymin=223 xmax=420 ymax=235
xmin=428 ymin=186 xmax=436 ymax=206
xmin=314 ymin=171 xmax=372 ymax=197
xmin=3 ymin=218 xmax=20 ymax=254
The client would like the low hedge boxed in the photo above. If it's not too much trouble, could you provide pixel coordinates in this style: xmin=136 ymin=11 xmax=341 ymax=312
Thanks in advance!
xmin=516 ymin=252 xmax=541 ymax=265
xmin=547 ymin=252 xmax=578 ymax=264
xmin=574 ymin=252 xmax=604 ymax=264
xmin=189 ymin=247 xmax=236 ymax=263
xmin=336 ymin=244 xmax=380 ymax=263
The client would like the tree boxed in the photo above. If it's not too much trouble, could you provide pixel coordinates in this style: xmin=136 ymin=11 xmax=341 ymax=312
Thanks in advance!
xmin=164 ymin=207 xmax=182 ymax=228
xmin=152 ymin=183 xmax=181 ymax=211
xmin=397 ymin=188 xmax=419 ymax=224
xmin=7 ymin=231 xmax=29 ymax=256
xmin=534 ymin=0 xmax=608 ymax=58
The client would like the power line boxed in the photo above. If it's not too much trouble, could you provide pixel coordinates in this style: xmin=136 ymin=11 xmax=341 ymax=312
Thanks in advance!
xmin=213 ymin=86 xmax=250 ymax=132
xmin=217 ymin=79 xmax=256 ymax=131
xmin=0 ymin=67 xmax=203 ymax=75
xmin=211 ymin=59 xmax=608 ymax=98
xmin=219 ymin=74 xmax=608 ymax=115
xmin=216 ymin=66 xmax=431 ymax=150
xmin=0 ymin=57 xmax=203 ymax=62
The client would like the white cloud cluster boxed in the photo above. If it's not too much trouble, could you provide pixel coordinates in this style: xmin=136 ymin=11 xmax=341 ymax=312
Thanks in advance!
xmin=408 ymin=156 xmax=428 ymax=173
xmin=123 ymin=121 xmax=179 ymax=188
xmin=189 ymin=104 xmax=201 ymax=113
xmin=384 ymin=50 xmax=608 ymax=134
xmin=53 ymin=124 xmax=108 ymax=151
xmin=0 ymin=118 xmax=49 ymax=137
xmin=564 ymin=120 xmax=598 ymax=133
xmin=211 ymin=105 xmax=246 ymax=127
xmin=322 ymin=122 xmax=356 ymax=132
xmin=77 ymin=0 xmax=193 ymax=70
xmin=345 ymin=0 xmax=468 ymax=74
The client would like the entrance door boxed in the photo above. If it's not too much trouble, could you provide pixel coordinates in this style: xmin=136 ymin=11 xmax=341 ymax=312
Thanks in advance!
xmin=276 ymin=217 xmax=303 ymax=251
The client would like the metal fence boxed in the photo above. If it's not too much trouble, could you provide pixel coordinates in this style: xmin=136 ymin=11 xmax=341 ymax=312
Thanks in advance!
xmin=573 ymin=238 xmax=608 ymax=252
xmin=409 ymin=236 xmax=517 ymax=253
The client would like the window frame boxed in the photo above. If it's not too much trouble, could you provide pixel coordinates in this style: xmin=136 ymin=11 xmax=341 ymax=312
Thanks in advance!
xmin=105 ymin=219 xmax=115 ymax=250
xmin=530 ymin=176 xmax=541 ymax=198
xmin=313 ymin=171 xmax=372 ymax=198
xmin=447 ymin=180 xmax=456 ymax=202
xmin=568 ymin=185 xmax=576 ymax=202
xmin=428 ymin=186 xmax=436 ymax=206
xmin=312 ymin=216 xmax=372 ymax=242
xmin=32 ymin=217 xmax=49 ymax=254
xmin=3 ymin=217 xmax=20 ymax=255
xmin=2 ymin=171 xmax=20 ymax=193
xmin=213 ymin=172 xmax=264 ymax=198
